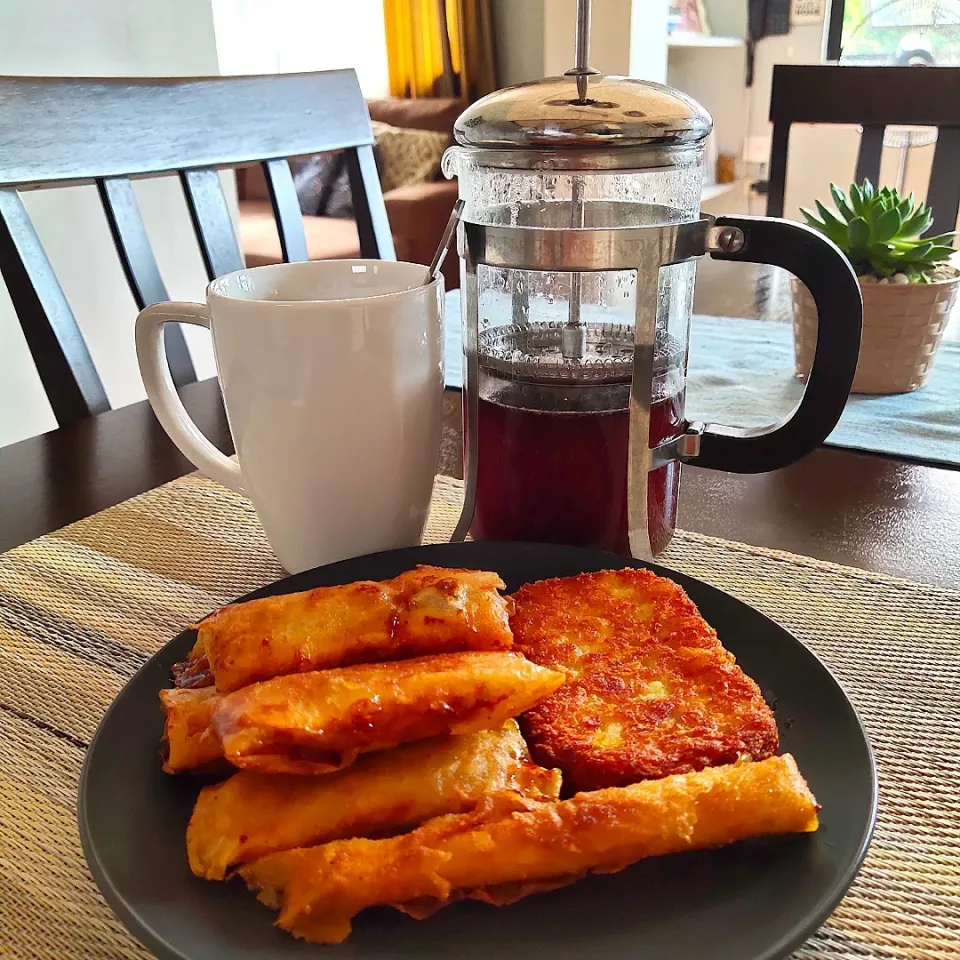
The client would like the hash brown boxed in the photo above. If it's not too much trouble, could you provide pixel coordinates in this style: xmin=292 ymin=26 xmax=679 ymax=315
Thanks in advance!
xmin=512 ymin=568 xmax=779 ymax=792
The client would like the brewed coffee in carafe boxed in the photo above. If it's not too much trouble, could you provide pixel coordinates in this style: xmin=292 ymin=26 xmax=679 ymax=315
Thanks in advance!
xmin=469 ymin=251 xmax=694 ymax=556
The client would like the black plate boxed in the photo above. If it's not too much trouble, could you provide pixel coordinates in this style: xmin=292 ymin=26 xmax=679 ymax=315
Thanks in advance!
xmin=79 ymin=542 xmax=877 ymax=960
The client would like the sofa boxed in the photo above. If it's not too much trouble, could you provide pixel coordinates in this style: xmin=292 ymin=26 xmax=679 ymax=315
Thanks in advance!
xmin=236 ymin=97 xmax=463 ymax=289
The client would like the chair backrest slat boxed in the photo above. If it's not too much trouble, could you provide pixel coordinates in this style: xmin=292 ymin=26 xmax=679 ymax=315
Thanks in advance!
xmin=853 ymin=125 xmax=885 ymax=187
xmin=180 ymin=168 xmax=246 ymax=281
xmin=0 ymin=189 xmax=109 ymax=424
xmin=768 ymin=65 xmax=960 ymax=127
xmin=345 ymin=145 xmax=396 ymax=260
xmin=97 ymin=176 xmax=195 ymax=387
xmin=262 ymin=159 xmax=309 ymax=263
xmin=926 ymin=126 xmax=960 ymax=239
xmin=0 ymin=71 xmax=374 ymax=187
xmin=97 ymin=177 xmax=169 ymax=306
xmin=766 ymin=122 xmax=791 ymax=219
xmin=0 ymin=70 xmax=390 ymax=429
xmin=767 ymin=65 xmax=960 ymax=232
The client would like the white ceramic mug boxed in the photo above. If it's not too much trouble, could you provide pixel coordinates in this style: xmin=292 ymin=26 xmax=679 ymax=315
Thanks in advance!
xmin=136 ymin=260 xmax=444 ymax=573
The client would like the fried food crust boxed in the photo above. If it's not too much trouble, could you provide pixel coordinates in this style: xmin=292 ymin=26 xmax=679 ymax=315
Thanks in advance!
xmin=159 ymin=686 xmax=226 ymax=774
xmin=212 ymin=651 xmax=565 ymax=775
xmin=186 ymin=721 xmax=561 ymax=880
xmin=179 ymin=566 xmax=514 ymax=693
xmin=511 ymin=568 xmax=779 ymax=791
xmin=240 ymin=755 xmax=818 ymax=943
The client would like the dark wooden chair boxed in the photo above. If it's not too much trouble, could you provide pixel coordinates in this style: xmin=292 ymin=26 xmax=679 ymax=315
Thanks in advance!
xmin=0 ymin=70 xmax=395 ymax=429
xmin=766 ymin=65 xmax=960 ymax=232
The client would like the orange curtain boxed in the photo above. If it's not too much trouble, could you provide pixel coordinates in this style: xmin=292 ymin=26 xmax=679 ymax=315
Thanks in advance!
xmin=384 ymin=0 xmax=497 ymax=100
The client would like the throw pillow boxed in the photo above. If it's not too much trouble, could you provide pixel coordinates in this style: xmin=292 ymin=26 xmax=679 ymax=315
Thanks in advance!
xmin=288 ymin=153 xmax=353 ymax=218
xmin=285 ymin=123 xmax=448 ymax=221
xmin=370 ymin=121 xmax=448 ymax=194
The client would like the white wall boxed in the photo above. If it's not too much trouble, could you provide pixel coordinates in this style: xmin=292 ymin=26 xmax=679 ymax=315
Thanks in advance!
xmin=0 ymin=0 xmax=224 ymax=446
xmin=667 ymin=46 xmax=747 ymax=159
xmin=211 ymin=0 xmax=389 ymax=94
xmin=495 ymin=0 xmax=636 ymax=84
xmin=630 ymin=0 xmax=669 ymax=83
xmin=493 ymin=0 xmax=545 ymax=86
xmin=544 ymin=0 xmax=634 ymax=76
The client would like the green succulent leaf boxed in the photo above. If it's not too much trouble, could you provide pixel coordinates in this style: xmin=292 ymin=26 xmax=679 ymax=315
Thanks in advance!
xmin=901 ymin=208 xmax=933 ymax=237
xmin=803 ymin=206 xmax=847 ymax=247
xmin=811 ymin=180 xmax=952 ymax=280
xmin=899 ymin=241 xmax=934 ymax=262
xmin=896 ymin=195 xmax=915 ymax=221
xmin=869 ymin=258 xmax=896 ymax=277
xmin=814 ymin=201 xmax=851 ymax=243
xmin=847 ymin=216 xmax=870 ymax=250
xmin=924 ymin=232 xmax=958 ymax=246
xmin=801 ymin=208 xmax=827 ymax=234
xmin=869 ymin=241 xmax=896 ymax=258
xmin=829 ymin=184 xmax=855 ymax=222
xmin=873 ymin=207 xmax=902 ymax=243
xmin=849 ymin=182 xmax=864 ymax=214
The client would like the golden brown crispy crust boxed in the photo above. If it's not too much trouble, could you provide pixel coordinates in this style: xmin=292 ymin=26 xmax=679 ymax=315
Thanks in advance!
xmin=159 ymin=686 xmax=224 ymax=774
xmin=240 ymin=755 xmax=818 ymax=943
xmin=186 ymin=721 xmax=561 ymax=880
xmin=511 ymin=568 xmax=779 ymax=792
xmin=211 ymin=651 xmax=565 ymax=775
xmin=177 ymin=566 xmax=514 ymax=694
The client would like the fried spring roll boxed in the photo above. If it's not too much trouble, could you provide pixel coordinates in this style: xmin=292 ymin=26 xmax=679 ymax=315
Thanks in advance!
xmin=159 ymin=686 xmax=223 ymax=774
xmin=213 ymin=652 xmax=565 ymax=775
xmin=240 ymin=755 xmax=818 ymax=943
xmin=186 ymin=721 xmax=562 ymax=880
xmin=181 ymin=566 xmax=514 ymax=693
xmin=171 ymin=653 xmax=212 ymax=689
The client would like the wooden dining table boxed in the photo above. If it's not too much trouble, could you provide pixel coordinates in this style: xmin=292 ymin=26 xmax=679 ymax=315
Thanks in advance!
xmin=1 ymin=268 xmax=958 ymax=960
xmin=1 ymin=373 xmax=957 ymax=590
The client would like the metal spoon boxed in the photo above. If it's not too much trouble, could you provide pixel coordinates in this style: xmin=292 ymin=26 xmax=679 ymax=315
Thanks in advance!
xmin=426 ymin=199 xmax=464 ymax=284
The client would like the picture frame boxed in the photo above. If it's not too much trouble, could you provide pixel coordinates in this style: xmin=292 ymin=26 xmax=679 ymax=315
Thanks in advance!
xmin=672 ymin=0 xmax=712 ymax=36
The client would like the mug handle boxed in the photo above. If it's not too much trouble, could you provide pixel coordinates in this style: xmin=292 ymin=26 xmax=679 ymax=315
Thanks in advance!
xmin=135 ymin=303 xmax=244 ymax=493
xmin=688 ymin=215 xmax=863 ymax=473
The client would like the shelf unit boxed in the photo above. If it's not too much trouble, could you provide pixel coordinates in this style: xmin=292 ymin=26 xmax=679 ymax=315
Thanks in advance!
xmin=700 ymin=180 xmax=741 ymax=203
xmin=667 ymin=33 xmax=744 ymax=49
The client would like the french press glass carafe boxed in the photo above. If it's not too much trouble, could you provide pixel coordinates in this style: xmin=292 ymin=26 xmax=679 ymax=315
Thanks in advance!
xmin=443 ymin=0 xmax=862 ymax=559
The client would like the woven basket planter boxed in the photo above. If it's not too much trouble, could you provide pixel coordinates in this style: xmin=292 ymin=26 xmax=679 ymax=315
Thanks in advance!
xmin=792 ymin=270 xmax=960 ymax=394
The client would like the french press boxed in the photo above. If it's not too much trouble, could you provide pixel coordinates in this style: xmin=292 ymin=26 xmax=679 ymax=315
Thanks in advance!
xmin=442 ymin=0 xmax=862 ymax=559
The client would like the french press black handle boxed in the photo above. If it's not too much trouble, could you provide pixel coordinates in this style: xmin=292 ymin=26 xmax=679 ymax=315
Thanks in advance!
xmin=690 ymin=215 xmax=863 ymax=474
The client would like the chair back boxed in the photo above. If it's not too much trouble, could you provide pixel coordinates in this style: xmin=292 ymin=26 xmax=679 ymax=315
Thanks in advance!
xmin=766 ymin=64 xmax=960 ymax=234
xmin=0 ymin=70 xmax=394 ymax=427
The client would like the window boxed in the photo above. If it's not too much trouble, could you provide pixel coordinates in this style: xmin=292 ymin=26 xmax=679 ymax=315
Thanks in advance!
xmin=826 ymin=0 xmax=960 ymax=66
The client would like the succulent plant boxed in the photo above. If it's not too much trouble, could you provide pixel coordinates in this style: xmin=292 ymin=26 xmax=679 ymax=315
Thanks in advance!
xmin=801 ymin=180 xmax=957 ymax=282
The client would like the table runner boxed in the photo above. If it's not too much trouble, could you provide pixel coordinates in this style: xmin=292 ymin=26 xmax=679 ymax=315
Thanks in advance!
xmin=442 ymin=291 xmax=960 ymax=467
xmin=0 ymin=473 xmax=958 ymax=960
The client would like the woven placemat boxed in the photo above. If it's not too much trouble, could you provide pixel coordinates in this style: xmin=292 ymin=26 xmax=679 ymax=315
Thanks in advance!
xmin=1 ymin=473 xmax=958 ymax=960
